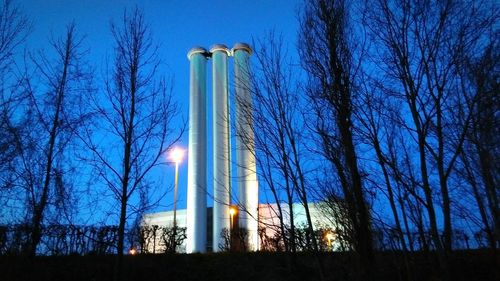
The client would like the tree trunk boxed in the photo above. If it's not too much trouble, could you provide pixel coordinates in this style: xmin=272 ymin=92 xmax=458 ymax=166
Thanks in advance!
xmin=114 ymin=193 xmax=127 ymax=281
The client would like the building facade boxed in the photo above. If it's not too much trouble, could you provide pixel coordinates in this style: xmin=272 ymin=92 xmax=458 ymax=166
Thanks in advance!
xmin=141 ymin=202 xmax=343 ymax=253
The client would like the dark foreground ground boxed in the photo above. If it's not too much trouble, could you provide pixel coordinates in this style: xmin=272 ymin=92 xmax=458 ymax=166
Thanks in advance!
xmin=1 ymin=250 xmax=498 ymax=281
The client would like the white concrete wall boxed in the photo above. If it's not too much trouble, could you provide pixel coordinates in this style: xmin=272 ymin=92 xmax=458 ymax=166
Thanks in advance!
xmin=142 ymin=202 xmax=343 ymax=253
xmin=142 ymin=210 xmax=188 ymax=253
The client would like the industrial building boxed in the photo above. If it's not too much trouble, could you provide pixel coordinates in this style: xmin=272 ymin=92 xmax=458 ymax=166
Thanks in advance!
xmin=143 ymin=43 xmax=342 ymax=254
xmin=142 ymin=202 xmax=342 ymax=253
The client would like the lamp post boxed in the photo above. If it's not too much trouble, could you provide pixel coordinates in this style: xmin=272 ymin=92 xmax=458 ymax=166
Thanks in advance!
xmin=169 ymin=147 xmax=184 ymax=252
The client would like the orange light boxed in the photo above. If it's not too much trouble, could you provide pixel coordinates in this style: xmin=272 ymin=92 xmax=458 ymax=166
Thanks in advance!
xmin=129 ymin=248 xmax=137 ymax=255
xmin=169 ymin=147 xmax=185 ymax=164
xmin=325 ymin=232 xmax=334 ymax=241
xmin=229 ymin=208 xmax=237 ymax=216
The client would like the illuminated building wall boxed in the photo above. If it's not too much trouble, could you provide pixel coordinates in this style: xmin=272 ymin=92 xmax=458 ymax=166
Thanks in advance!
xmin=142 ymin=203 xmax=343 ymax=253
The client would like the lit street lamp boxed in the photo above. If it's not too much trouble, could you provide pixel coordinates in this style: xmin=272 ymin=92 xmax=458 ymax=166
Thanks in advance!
xmin=169 ymin=147 xmax=184 ymax=252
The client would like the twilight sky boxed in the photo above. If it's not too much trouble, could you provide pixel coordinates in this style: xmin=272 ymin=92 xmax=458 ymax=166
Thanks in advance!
xmin=19 ymin=0 xmax=302 ymax=216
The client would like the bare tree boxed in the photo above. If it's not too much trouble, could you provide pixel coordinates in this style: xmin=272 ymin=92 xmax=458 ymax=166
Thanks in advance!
xmin=355 ymin=79 xmax=418 ymax=279
xmin=364 ymin=0 xmax=498 ymax=279
xmin=234 ymin=32 xmax=324 ymax=277
xmin=0 ymin=0 xmax=30 ymax=186
xmin=298 ymin=0 xmax=374 ymax=279
xmin=0 ymin=0 xmax=30 ymax=82
xmin=79 ymin=8 xmax=182 ymax=280
xmin=357 ymin=81 xmax=409 ymax=251
xmin=237 ymin=33 xmax=300 ymax=255
xmin=2 ymin=23 xmax=91 ymax=255
xmin=456 ymin=39 xmax=499 ymax=250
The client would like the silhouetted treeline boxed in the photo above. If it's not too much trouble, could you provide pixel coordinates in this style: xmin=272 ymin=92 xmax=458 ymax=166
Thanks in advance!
xmin=137 ymin=225 xmax=187 ymax=254
xmin=0 ymin=224 xmax=118 ymax=256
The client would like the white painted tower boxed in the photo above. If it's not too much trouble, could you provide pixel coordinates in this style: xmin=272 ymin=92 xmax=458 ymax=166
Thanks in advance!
xmin=186 ymin=47 xmax=208 ymax=253
xmin=233 ymin=43 xmax=259 ymax=251
xmin=211 ymin=44 xmax=231 ymax=252
xmin=186 ymin=43 xmax=257 ymax=253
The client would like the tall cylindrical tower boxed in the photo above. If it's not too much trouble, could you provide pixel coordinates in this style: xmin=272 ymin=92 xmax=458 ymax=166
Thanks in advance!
xmin=233 ymin=43 xmax=259 ymax=251
xmin=186 ymin=47 xmax=208 ymax=253
xmin=210 ymin=44 xmax=231 ymax=252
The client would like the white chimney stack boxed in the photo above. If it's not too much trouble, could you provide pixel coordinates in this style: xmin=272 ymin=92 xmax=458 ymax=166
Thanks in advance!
xmin=186 ymin=47 xmax=208 ymax=253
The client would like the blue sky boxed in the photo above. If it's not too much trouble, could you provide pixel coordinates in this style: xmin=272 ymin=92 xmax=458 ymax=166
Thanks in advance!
xmin=19 ymin=0 xmax=302 ymax=217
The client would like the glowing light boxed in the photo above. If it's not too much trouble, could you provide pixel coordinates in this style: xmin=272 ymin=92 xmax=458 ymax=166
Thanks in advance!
xmin=169 ymin=147 xmax=185 ymax=164
xmin=129 ymin=248 xmax=137 ymax=255
xmin=229 ymin=207 xmax=237 ymax=216
xmin=326 ymin=232 xmax=334 ymax=241
xmin=325 ymin=232 xmax=335 ymax=250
